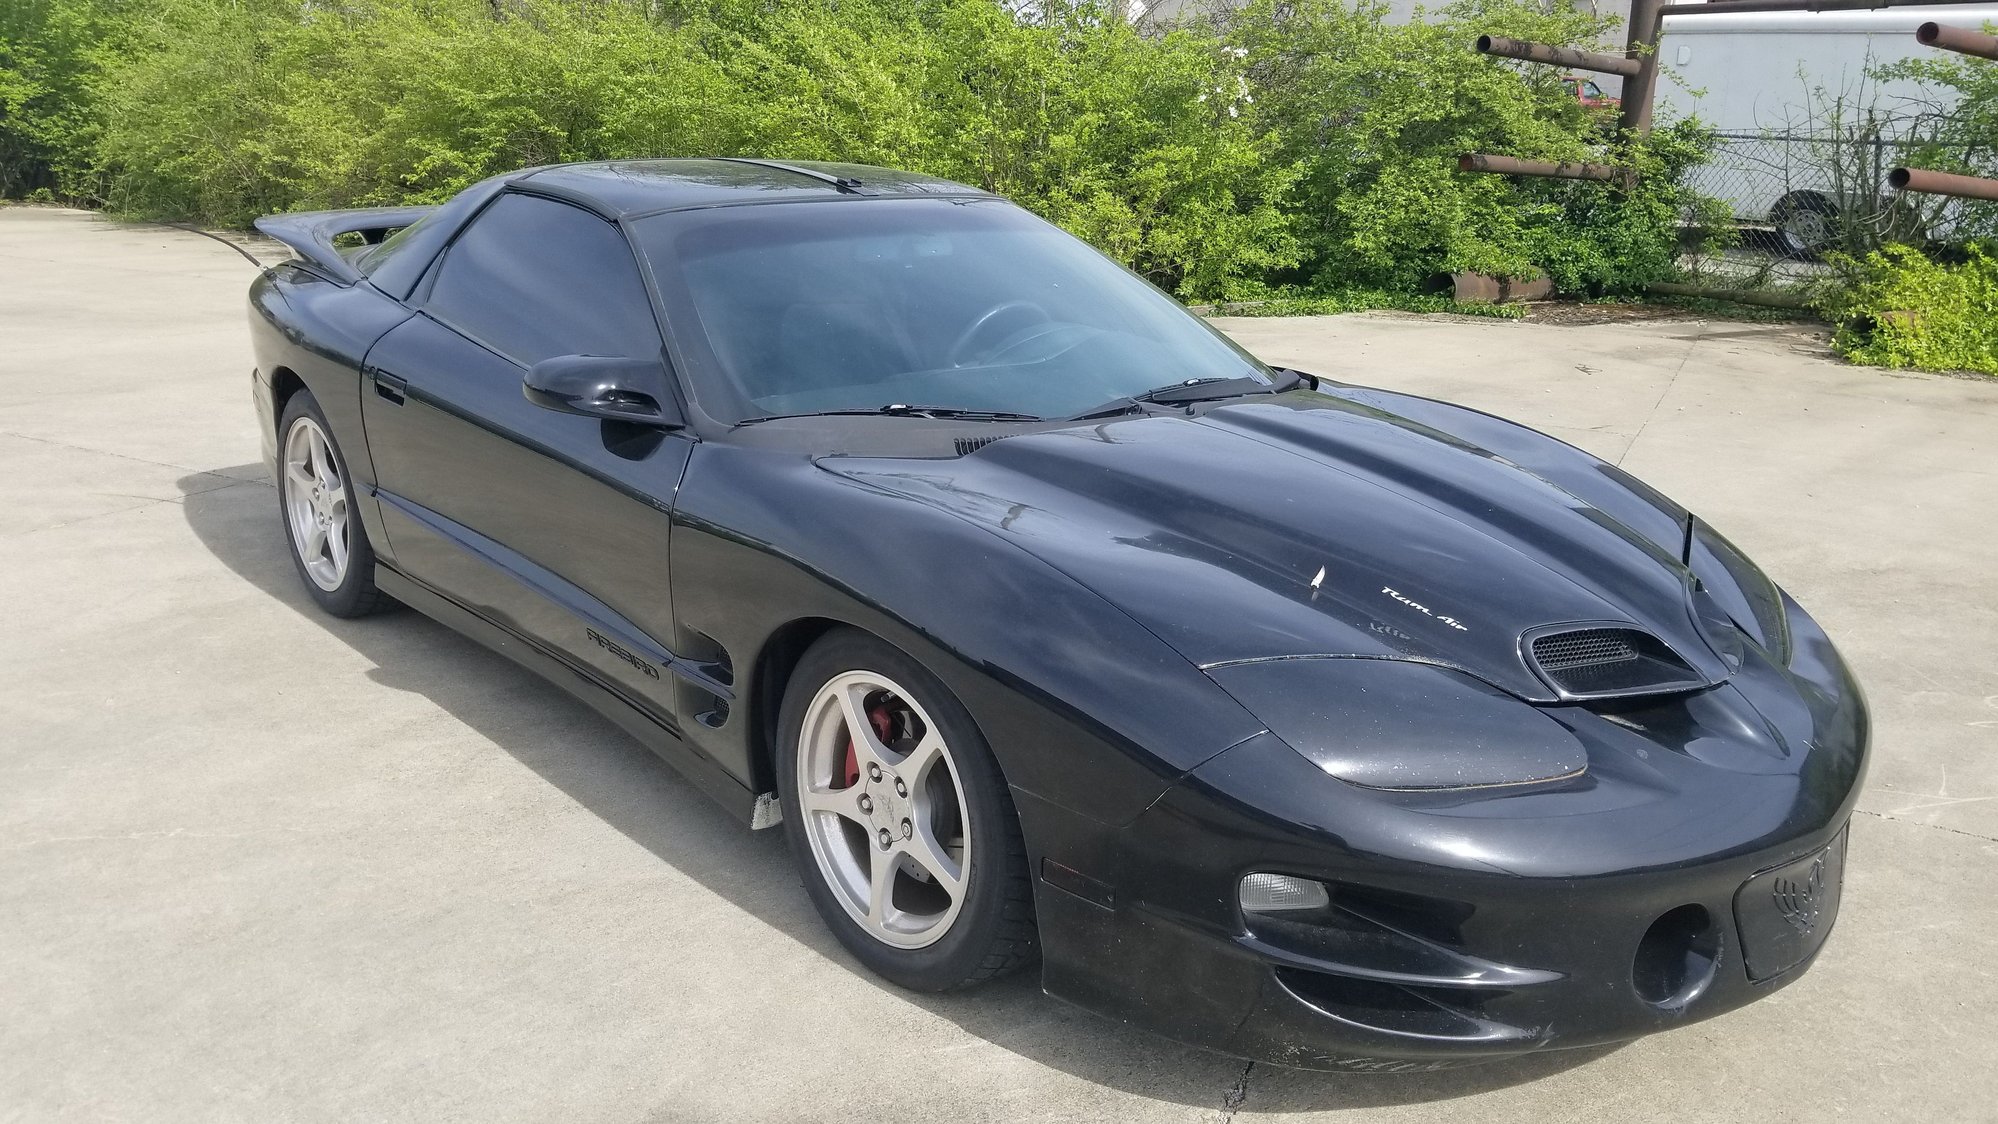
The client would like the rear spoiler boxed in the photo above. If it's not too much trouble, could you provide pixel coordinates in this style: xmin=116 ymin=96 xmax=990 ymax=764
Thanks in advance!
xmin=252 ymin=205 xmax=435 ymax=285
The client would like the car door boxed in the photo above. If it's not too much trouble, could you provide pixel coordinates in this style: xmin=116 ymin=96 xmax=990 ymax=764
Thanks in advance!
xmin=359 ymin=190 xmax=693 ymax=726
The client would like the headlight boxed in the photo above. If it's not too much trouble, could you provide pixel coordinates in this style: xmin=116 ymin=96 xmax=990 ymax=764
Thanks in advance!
xmin=1204 ymin=658 xmax=1586 ymax=790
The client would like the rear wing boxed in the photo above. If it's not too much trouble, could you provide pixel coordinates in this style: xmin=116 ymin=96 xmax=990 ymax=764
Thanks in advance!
xmin=251 ymin=206 xmax=435 ymax=285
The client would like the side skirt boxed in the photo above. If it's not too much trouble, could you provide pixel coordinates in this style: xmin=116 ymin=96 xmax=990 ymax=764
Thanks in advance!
xmin=373 ymin=563 xmax=759 ymax=826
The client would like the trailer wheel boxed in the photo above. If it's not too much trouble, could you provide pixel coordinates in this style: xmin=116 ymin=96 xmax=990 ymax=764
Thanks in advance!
xmin=1771 ymin=192 xmax=1838 ymax=259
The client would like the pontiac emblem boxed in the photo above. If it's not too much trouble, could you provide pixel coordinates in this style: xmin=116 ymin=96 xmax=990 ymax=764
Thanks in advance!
xmin=1772 ymin=855 xmax=1827 ymax=936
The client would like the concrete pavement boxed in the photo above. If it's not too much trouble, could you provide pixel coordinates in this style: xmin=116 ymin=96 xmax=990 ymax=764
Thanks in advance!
xmin=3 ymin=205 xmax=1995 ymax=1122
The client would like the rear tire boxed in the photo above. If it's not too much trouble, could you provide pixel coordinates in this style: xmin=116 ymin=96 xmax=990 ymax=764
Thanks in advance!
xmin=776 ymin=628 xmax=1037 ymax=991
xmin=277 ymin=390 xmax=395 ymax=618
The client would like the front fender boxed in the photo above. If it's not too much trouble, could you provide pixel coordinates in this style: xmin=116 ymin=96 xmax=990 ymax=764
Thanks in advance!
xmin=667 ymin=443 xmax=1268 ymax=825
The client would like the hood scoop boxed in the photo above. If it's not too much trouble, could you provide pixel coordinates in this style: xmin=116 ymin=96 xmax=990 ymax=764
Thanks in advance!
xmin=1525 ymin=625 xmax=1708 ymax=701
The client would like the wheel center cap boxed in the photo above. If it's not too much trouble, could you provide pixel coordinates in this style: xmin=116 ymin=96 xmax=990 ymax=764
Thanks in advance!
xmin=863 ymin=775 xmax=912 ymax=839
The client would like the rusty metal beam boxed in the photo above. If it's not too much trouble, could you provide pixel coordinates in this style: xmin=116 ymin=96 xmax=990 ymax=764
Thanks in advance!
xmin=1475 ymin=35 xmax=1644 ymax=77
xmin=1646 ymin=282 xmax=1814 ymax=310
xmin=1889 ymin=166 xmax=1998 ymax=201
xmin=1918 ymin=21 xmax=1998 ymax=60
xmin=1458 ymin=153 xmax=1622 ymax=181
xmin=1663 ymin=0 xmax=1989 ymax=14
xmin=1619 ymin=0 xmax=1664 ymax=137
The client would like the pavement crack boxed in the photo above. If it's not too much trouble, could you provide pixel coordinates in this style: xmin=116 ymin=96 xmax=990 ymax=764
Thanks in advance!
xmin=3 ymin=824 xmax=338 ymax=851
xmin=9 ymin=478 xmax=262 ymax=537
xmin=0 ymin=428 xmax=249 ymax=481
xmin=1616 ymin=319 xmax=1708 ymax=467
xmin=1215 ymin=1060 xmax=1254 ymax=1122
xmin=1854 ymin=806 xmax=1998 ymax=845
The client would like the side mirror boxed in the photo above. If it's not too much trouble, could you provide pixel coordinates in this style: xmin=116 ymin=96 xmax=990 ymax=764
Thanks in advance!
xmin=523 ymin=355 xmax=684 ymax=428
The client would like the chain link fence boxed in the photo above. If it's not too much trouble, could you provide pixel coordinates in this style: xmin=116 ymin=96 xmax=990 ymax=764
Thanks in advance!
xmin=1678 ymin=127 xmax=1985 ymax=256
xmin=1680 ymin=132 xmax=1844 ymax=225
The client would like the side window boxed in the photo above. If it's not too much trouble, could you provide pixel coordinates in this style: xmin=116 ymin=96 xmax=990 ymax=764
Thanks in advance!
xmin=424 ymin=193 xmax=661 ymax=365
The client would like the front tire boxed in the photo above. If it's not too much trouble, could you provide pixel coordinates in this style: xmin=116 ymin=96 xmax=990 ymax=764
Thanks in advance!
xmin=777 ymin=628 xmax=1037 ymax=991
xmin=277 ymin=391 xmax=394 ymax=618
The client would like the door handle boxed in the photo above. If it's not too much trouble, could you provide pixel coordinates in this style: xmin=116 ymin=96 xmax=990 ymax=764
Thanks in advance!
xmin=371 ymin=370 xmax=408 ymax=405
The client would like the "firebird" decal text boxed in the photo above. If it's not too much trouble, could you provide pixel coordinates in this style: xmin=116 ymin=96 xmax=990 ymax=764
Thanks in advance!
xmin=587 ymin=628 xmax=662 ymax=680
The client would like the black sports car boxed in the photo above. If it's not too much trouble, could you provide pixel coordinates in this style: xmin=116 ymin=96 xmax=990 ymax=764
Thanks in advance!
xmin=248 ymin=158 xmax=1866 ymax=1072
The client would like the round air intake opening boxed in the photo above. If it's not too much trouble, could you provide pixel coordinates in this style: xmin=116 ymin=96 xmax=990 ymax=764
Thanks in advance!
xmin=1632 ymin=904 xmax=1721 ymax=1009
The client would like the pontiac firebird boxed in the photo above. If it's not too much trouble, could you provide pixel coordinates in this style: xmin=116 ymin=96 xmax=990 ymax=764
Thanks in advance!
xmin=247 ymin=159 xmax=1867 ymax=1071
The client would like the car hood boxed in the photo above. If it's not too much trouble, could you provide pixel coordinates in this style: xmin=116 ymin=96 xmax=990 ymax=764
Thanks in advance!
xmin=823 ymin=389 xmax=1733 ymax=704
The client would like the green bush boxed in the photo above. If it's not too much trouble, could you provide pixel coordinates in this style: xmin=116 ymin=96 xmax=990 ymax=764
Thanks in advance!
xmin=1221 ymin=0 xmax=1715 ymax=295
xmin=1873 ymin=36 xmax=1998 ymax=247
xmin=0 ymin=0 xmax=139 ymax=199
xmin=3 ymin=0 xmax=1711 ymax=304
xmin=68 ymin=0 xmax=1300 ymax=297
xmin=1820 ymin=244 xmax=1998 ymax=375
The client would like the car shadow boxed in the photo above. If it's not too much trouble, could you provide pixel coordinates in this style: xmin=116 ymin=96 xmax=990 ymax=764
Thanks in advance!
xmin=177 ymin=467 xmax=1622 ymax=1111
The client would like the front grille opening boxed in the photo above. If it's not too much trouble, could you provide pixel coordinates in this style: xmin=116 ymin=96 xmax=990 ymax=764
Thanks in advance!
xmin=1632 ymin=904 xmax=1721 ymax=1009
xmin=1244 ymin=881 xmax=1477 ymax=954
xmin=1334 ymin=884 xmax=1476 ymax=949
xmin=1276 ymin=969 xmax=1512 ymax=1040
xmin=1528 ymin=627 xmax=1705 ymax=699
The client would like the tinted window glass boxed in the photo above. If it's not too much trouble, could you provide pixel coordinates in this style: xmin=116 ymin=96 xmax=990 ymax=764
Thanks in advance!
xmin=425 ymin=193 xmax=660 ymax=365
xmin=354 ymin=212 xmax=432 ymax=277
xmin=635 ymin=199 xmax=1268 ymax=423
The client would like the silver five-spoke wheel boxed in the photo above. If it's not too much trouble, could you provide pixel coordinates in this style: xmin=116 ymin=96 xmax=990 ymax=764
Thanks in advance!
xmin=282 ymin=414 xmax=351 ymax=592
xmin=796 ymin=671 xmax=971 ymax=949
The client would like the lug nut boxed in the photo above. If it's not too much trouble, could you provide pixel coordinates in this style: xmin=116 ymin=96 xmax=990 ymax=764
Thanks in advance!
xmin=877 ymin=828 xmax=892 ymax=848
xmin=893 ymin=778 xmax=907 ymax=797
xmin=900 ymin=819 xmax=912 ymax=839
xmin=858 ymin=795 xmax=873 ymax=813
xmin=868 ymin=764 xmax=882 ymax=782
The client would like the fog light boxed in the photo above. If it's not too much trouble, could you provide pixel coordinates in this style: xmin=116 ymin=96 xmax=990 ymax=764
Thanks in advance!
xmin=1239 ymin=872 xmax=1330 ymax=913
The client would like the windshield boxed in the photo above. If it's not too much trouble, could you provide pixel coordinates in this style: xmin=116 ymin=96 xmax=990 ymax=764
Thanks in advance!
xmin=635 ymin=198 xmax=1270 ymax=423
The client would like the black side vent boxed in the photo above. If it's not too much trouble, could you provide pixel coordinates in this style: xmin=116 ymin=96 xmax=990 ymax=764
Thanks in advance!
xmin=954 ymin=436 xmax=999 ymax=456
xmin=1526 ymin=626 xmax=1706 ymax=700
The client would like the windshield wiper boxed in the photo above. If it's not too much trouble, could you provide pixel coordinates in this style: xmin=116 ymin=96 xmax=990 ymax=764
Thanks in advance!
xmin=737 ymin=404 xmax=1045 ymax=425
xmin=1067 ymin=370 xmax=1306 ymax=422
xmin=877 ymin=404 xmax=1044 ymax=420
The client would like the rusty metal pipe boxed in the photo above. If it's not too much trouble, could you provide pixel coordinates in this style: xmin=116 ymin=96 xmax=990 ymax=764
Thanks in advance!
xmin=1888 ymin=166 xmax=1998 ymax=201
xmin=1475 ymin=35 xmax=1645 ymax=77
xmin=1458 ymin=153 xmax=1622 ymax=181
xmin=1646 ymin=282 xmax=1814 ymax=310
xmin=1619 ymin=0 xmax=1665 ymax=138
xmin=1917 ymin=21 xmax=1998 ymax=60
xmin=1663 ymin=0 xmax=1988 ymax=14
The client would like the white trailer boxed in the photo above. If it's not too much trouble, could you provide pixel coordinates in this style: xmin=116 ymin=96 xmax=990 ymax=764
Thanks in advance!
xmin=1656 ymin=3 xmax=1998 ymax=251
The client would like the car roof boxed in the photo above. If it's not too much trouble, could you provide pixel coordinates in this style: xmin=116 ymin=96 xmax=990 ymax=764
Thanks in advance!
xmin=511 ymin=158 xmax=991 ymax=219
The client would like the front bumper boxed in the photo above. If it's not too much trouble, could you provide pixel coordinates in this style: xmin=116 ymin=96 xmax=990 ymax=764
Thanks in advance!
xmin=1021 ymin=604 xmax=1867 ymax=1070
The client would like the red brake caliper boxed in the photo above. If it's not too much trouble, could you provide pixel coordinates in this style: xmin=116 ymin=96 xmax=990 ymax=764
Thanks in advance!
xmin=841 ymin=701 xmax=896 ymax=788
